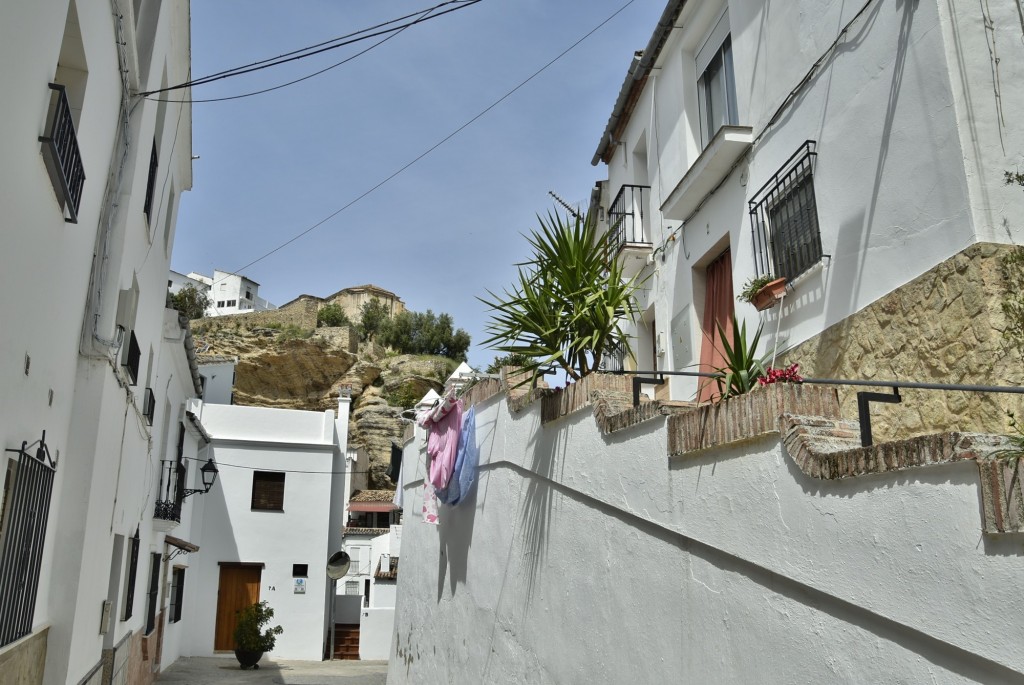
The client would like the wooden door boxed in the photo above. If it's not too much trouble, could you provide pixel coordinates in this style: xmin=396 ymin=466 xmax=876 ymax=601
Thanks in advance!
xmin=214 ymin=564 xmax=261 ymax=651
xmin=697 ymin=248 xmax=734 ymax=403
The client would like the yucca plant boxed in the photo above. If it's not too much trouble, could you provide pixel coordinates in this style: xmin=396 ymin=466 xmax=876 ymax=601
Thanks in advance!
xmin=479 ymin=209 xmax=644 ymax=384
xmin=714 ymin=315 xmax=767 ymax=400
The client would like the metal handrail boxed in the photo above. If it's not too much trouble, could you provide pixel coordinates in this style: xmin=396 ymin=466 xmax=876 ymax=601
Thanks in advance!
xmin=609 ymin=369 xmax=1024 ymax=446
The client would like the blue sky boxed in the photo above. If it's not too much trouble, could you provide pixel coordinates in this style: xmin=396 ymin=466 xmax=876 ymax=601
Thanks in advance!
xmin=171 ymin=0 xmax=666 ymax=369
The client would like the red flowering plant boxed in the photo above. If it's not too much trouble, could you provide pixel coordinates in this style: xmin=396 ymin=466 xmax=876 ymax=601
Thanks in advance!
xmin=757 ymin=363 xmax=803 ymax=386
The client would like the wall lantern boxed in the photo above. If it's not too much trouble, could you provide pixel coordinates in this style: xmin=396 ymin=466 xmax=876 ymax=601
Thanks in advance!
xmin=182 ymin=458 xmax=219 ymax=498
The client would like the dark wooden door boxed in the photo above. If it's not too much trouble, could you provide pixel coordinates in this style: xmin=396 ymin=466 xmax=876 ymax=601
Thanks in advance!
xmin=698 ymin=248 xmax=734 ymax=403
xmin=214 ymin=564 xmax=261 ymax=651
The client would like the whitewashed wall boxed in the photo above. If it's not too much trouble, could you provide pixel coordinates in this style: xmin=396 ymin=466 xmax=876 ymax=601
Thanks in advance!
xmin=389 ymin=393 xmax=1024 ymax=683
xmin=0 ymin=0 xmax=194 ymax=681
xmin=198 ymin=359 xmax=236 ymax=405
xmin=599 ymin=0 xmax=1024 ymax=400
xmin=185 ymin=403 xmax=341 ymax=661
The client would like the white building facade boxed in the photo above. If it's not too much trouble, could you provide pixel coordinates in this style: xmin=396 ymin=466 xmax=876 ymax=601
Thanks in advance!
xmin=183 ymin=397 xmax=352 ymax=661
xmin=175 ymin=269 xmax=276 ymax=317
xmin=0 ymin=0 xmax=203 ymax=684
xmin=590 ymin=0 xmax=1024 ymax=418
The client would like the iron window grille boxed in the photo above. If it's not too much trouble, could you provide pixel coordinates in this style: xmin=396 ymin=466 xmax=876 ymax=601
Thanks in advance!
xmin=38 ymin=83 xmax=86 ymax=224
xmin=0 ymin=432 xmax=58 ymax=648
xmin=142 ymin=388 xmax=156 ymax=425
xmin=607 ymin=184 xmax=652 ymax=255
xmin=143 ymin=141 xmax=158 ymax=223
xmin=124 ymin=528 xmax=140 ymax=621
xmin=748 ymin=140 xmax=823 ymax=281
xmin=124 ymin=330 xmax=141 ymax=385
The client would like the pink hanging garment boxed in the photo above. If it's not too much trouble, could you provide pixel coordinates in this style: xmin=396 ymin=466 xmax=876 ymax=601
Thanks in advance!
xmin=426 ymin=399 xmax=462 ymax=490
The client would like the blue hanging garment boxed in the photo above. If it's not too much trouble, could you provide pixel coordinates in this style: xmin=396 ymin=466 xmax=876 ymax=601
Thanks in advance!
xmin=438 ymin=406 xmax=478 ymax=506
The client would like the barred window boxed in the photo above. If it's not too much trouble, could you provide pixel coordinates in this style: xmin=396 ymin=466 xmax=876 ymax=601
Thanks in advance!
xmin=749 ymin=141 xmax=823 ymax=282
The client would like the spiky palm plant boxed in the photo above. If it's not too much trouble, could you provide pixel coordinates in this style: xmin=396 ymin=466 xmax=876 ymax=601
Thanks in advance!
xmin=714 ymin=315 xmax=767 ymax=400
xmin=479 ymin=209 xmax=644 ymax=383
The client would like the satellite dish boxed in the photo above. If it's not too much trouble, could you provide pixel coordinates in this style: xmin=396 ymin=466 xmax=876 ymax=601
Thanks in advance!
xmin=326 ymin=551 xmax=351 ymax=580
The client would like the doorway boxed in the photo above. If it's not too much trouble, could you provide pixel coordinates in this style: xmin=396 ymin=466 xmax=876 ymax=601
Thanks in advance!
xmin=214 ymin=563 xmax=262 ymax=651
xmin=697 ymin=247 xmax=734 ymax=403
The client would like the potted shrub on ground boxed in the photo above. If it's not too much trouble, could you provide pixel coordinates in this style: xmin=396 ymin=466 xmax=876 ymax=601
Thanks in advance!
xmin=738 ymin=274 xmax=788 ymax=311
xmin=233 ymin=600 xmax=283 ymax=670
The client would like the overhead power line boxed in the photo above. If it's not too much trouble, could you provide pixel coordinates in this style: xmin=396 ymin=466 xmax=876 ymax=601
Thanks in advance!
xmin=141 ymin=0 xmax=481 ymax=100
xmin=225 ymin=0 xmax=640 ymax=278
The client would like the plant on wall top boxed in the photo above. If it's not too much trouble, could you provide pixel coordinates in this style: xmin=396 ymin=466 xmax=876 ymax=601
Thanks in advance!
xmin=479 ymin=209 xmax=645 ymax=383
xmin=713 ymin=315 xmax=767 ymax=400
xmin=758 ymin=363 xmax=803 ymax=385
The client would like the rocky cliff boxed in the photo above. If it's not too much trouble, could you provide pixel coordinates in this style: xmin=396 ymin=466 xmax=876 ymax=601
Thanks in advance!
xmin=191 ymin=317 xmax=457 ymax=488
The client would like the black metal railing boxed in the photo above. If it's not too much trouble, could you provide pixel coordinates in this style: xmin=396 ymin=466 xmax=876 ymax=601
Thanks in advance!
xmin=607 ymin=185 xmax=652 ymax=255
xmin=38 ymin=83 xmax=85 ymax=224
xmin=124 ymin=330 xmax=141 ymax=385
xmin=0 ymin=432 xmax=57 ymax=648
xmin=599 ymin=339 xmax=627 ymax=373
xmin=749 ymin=141 xmax=822 ymax=281
xmin=611 ymin=368 xmax=1024 ymax=447
xmin=154 ymin=460 xmax=186 ymax=523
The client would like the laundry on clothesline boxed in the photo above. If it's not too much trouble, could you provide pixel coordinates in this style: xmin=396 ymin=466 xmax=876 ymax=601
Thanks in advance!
xmin=437 ymin=405 xmax=478 ymax=507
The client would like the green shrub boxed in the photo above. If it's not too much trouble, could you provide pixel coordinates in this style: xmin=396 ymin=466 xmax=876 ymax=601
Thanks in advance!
xmin=317 ymin=303 xmax=351 ymax=328
xmin=233 ymin=601 xmax=283 ymax=652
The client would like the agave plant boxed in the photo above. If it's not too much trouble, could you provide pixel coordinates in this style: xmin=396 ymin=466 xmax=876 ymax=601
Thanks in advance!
xmin=479 ymin=209 xmax=644 ymax=383
xmin=714 ymin=315 xmax=767 ymax=400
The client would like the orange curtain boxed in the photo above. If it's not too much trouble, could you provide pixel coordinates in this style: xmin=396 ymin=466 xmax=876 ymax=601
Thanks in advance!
xmin=697 ymin=248 xmax=734 ymax=403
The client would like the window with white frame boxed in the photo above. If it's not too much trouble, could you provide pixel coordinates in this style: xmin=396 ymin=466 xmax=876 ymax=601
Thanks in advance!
xmin=696 ymin=10 xmax=737 ymax=148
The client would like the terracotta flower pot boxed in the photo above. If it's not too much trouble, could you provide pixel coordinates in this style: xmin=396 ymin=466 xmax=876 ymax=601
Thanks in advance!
xmin=751 ymin=278 xmax=788 ymax=311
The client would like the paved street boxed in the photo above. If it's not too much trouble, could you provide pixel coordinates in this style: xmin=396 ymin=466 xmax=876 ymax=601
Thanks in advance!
xmin=158 ymin=657 xmax=388 ymax=685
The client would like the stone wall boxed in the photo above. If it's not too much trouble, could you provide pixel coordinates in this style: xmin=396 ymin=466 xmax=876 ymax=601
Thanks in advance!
xmin=781 ymin=242 xmax=1024 ymax=441
xmin=196 ymin=297 xmax=320 ymax=332
xmin=0 ymin=627 xmax=47 ymax=685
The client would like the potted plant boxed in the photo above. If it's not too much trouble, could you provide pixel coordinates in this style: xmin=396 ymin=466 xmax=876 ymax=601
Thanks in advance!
xmin=738 ymin=274 xmax=788 ymax=311
xmin=233 ymin=600 xmax=283 ymax=670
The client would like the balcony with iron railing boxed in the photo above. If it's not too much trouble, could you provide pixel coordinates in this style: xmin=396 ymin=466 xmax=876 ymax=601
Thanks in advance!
xmin=154 ymin=459 xmax=186 ymax=531
xmin=606 ymin=185 xmax=653 ymax=277
xmin=38 ymin=83 xmax=85 ymax=224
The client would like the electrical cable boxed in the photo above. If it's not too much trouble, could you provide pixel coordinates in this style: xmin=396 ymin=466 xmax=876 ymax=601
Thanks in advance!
xmin=223 ymin=0 xmax=639 ymax=279
xmin=163 ymin=1 xmax=469 ymax=90
xmin=183 ymin=453 xmax=379 ymax=476
xmin=141 ymin=0 xmax=481 ymax=100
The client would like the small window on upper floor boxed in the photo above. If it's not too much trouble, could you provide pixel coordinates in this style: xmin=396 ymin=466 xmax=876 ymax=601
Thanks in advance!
xmin=696 ymin=10 xmax=737 ymax=148
xmin=251 ymin=471 xmax=285 ymax=511
xmin=143 ymin=141 xmax=158 ymax=223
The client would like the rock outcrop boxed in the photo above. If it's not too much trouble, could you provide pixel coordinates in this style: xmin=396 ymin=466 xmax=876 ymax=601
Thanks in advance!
xmin=192 ymin=318 xmax=457 ymax=487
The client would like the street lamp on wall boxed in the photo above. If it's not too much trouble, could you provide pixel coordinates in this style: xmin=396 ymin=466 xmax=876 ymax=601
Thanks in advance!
xmin=182 ymin=458 xmax=219 ymax=498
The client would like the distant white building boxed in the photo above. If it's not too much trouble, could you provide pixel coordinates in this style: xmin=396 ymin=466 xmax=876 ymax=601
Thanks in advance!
xmin=169 ymin=269 xmax=276 ymax=317
xmin=184 ymin=395 xmax=352 ymax=661
xmin=196 ymin=355 xmax=237 ymax=405
xmin=338 ymin=491 xmax=402 ymax=661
